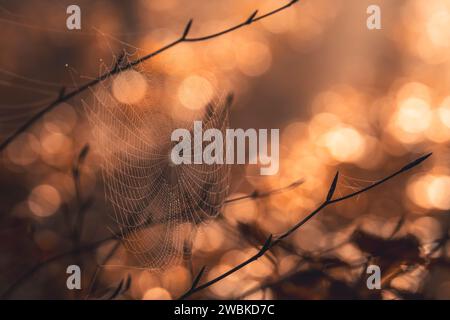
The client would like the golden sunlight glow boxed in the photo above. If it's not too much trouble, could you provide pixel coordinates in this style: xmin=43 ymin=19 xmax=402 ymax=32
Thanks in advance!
xmin=28 ymin=184 xmax=61 ymax=217
xmin=193 ymin=221 xmax=225 ymax=252
xmin=439 ymin=97 xmax=450 ymax=128
xmin=142 ymin=287 xmax=172 ymax=300
xmin=401 ymin=0 xmax=450 ymax=64
xmin=261 ymin=5 xmax=297 ymax=34
xmin=137 ymin=272 xmax=160 ymax=295
xmin=43 ymin=103 xmax=77 ymax=134
xmin=427 ymin=175 xmax=450 ymax=210
xmin=308 ymin=112 xmax=341 ymax=140
xmin=409 ymin=216 xmax=442 ymax=244
xmin=391 ymin=265 xmax=427 ymax=293
xmin=40 ymin=132 xmax=72 ymax=155
xmin=324 ymin=126 xmax=365 ymax=163
xmin=207 ymin=264 xmax=242 ymax=298
xmin=425 ymin=109 xmax=450 ymax=143
xmin=6 ymin=133 xmax=40 ymax=166
xmin=223 ymin=194 xmax=258 ymax=224
xmin=242 ymin=248 xmax=274 ymax=278
xmin=235 ymin=40 xmax=272 ymax=77
xmin=407 ymin=174 xmax=434 ymax=209
xmin=395 ymin=97 xmax=432 ymax=134
xmin=144 ymin=0 xmax=177 ymax=12
xmin=112 ymin=70 xmax=148 ymax=104
xmin=4 ymin=0 xmax=450 ymax=300
xmin=426 ymin=10 xmax=450 ymax=49
xmin=408 ymin=174 xmax=450 ymax=210
xmin=177 ymin=75 xmax=214 ymax=110
xmin=161 ymin=266 xmax=191 ymax=297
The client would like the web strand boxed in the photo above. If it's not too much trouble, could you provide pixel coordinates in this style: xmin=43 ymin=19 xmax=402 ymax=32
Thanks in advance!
xmin=84 ymin=54 xmax=231 ymax=269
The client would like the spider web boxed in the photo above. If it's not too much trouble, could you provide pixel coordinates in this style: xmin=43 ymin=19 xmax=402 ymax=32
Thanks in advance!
xmin=83 ymin=53 xmax=231 ymax=270
xmin=0 ymin=7 xmax=144 ymax=136
xmin=337 ymin=173 xmax=380 ymax=201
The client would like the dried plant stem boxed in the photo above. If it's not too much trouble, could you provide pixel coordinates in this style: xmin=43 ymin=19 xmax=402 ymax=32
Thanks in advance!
xmin=1 ymin=238 xmax=110 ymax=299
xmin=0 ymin=0 xmax=300 ymax=152
xmin=85 ymin=241 xmax=122 ymax=299
xmin=1 ymin=152 xmax=431 ymax=299
xmin=0 ymin=177 xmax=303 ymax=299
xmin=178 ymin=153 xmax=432 ymax=300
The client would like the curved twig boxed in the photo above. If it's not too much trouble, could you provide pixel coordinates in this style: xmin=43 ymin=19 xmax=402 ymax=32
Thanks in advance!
xmin=0 ymin=0 xmax=299 ymax=152
xmin=178 ymin=153 xmax=432 ymax=299
xmin=0 ymin=177 xmax=304 ymax=299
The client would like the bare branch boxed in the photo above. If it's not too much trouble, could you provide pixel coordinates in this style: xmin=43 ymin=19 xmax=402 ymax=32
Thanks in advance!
xmin=0 ymin=177 xmax=303 ymax=299
xmin=326 ymin=171 xmax=339 ymax=202
xmin=2 ymin=152 xmax=430 ymax=299
xmin=1 ymin=238 xmax=113 ymax=299
xmin=111 ymin=51 xmax=125 ymax=73
xmin=246 ymin=10 xmax=258 ymax=24
xmin=225 ymin=179 xmax=304 ymax=204
xmin=178 ymin=153 xmax=431 ymax=299
xmin=0 ymin=1 xmax=299 ymax=152
xmin=181 ymin=19 xmax=193 ymax=40
xmin=58 ymin=86 xmax=66 ymax=99
xmin=185 ymin=265 xmax=206 ymax=295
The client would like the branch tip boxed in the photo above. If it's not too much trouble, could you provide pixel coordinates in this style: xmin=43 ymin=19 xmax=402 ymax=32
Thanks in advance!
xmin=261 ymin=234 xmax=273 ymax=252
xmin=117 ymin=52 xmax=125 ymax=65
xmin=58 ymin=87 xmax=66 ymax=99
xmin=401 ymin=153 xmax=432 ymax=171
xmin=290 ymin=179 xmax=304 ymax=188
xmin=191 ymin=265 xmax=206 ymax=290
xmin=326 ymin=171 xmax=339 ymax=202
xmin=0 ymin=0 xmax=297 ymax=152
xmin=108 ymin=278 xmax=124 ymax=300
xmin=73 ymin=144 xmax=89 ymax=175
xmin=225 ymin=93 xmax=234 ymax=108
xmin=182 ymin=19 xmax=193 ymax=40
xmin=112 ymin=52 xmax=125 ymax=72
xmin=78 ymin=144 xmax=90 ymax=162
xmin=124 ymin=274 xmax=132 ymax=291
xmin=247 ymin=10 xmax=258 ymax=24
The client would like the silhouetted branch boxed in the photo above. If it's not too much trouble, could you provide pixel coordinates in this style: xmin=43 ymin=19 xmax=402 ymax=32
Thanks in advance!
xmin=72 ymin=144 xmax=90 ymax=243
xmin=1 ymin=153 xmax=431 ymax=299
xmin=189 ymin=266 xmax=207 ymax=293
xmin=225 ymin=179 xmax=304 ymax=204
xmin=0 ymin=177 xmax=304 ymax=299
xmin=1 ymin=238 xmax=113 ymax=299
xmin=178 ymin=153 xmax=432 ymax=299
xmin=85 ymin=240 xmax=122 ymax=299
xmin=181 ymin=19 xmax=193 ymax=40
xmin=58 ymin=86 xmax=66 ymax=99
xmin=94 ymin=273 xmax=132 ymax=300
xmin=0 ymin=0 xmax=299 ymax=152
xmin=246 ymin=10 xmax=259 ymax=24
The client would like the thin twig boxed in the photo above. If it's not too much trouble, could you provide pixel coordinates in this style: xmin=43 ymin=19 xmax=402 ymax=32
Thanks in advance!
xmin=1 ymin=238 xmax=112 ymax=299
xmin=0 ymin=0 xmax=299 ymax=152
xmin=225 ymin=179 xmax=304 ymax=204
xmin=72 ymin=144 xmax=90 ymax=243
xmin=85 ymin=241 xmax=121 ymax=299
xmin=2 ymin=154 xmax=430 ymax=299
xmin=0 ymin=177 xmax=304 ymax=299
xmin=178 ymin=153 xmax=432 ymax=300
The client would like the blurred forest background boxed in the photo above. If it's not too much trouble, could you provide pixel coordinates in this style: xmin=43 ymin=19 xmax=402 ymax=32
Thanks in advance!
xmin=0 ymin=0 xmax=449 ymax=299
